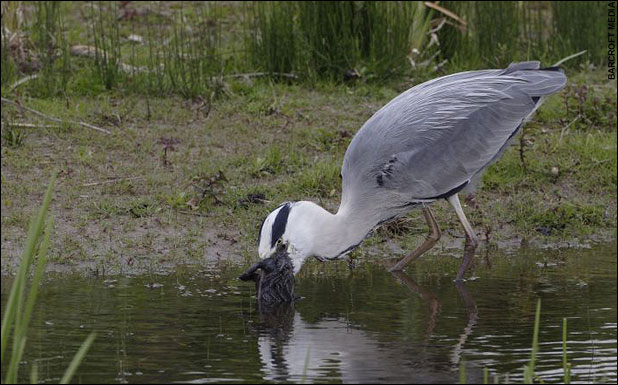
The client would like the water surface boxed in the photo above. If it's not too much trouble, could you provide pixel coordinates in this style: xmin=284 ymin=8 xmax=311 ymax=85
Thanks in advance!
xmin=2 ymin=243 xmax=616 ymax=383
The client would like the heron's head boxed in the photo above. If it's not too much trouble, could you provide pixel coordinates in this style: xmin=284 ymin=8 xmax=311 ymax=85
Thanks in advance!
xmin=256 ymin=202 xmax=312 ymax=275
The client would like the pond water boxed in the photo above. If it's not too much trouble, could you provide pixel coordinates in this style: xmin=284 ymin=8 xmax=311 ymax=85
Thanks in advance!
xmin=2 ymin=242 xmax=616 ymax=383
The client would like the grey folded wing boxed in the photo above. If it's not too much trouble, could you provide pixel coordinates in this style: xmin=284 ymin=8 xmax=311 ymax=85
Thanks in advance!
xmin=341 ymin=62 xmax=567 ymax=203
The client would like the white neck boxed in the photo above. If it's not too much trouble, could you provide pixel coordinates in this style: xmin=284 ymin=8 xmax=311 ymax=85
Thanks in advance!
xmin=286 ymin=201 xmax=379 ymax=261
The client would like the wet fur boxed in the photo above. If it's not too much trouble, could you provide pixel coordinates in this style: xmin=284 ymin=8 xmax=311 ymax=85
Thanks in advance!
xmin=239 ymin=249 xmax=296 ymax=306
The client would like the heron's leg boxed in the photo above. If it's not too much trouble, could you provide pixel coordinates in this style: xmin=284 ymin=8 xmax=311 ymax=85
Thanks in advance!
xmin=450 ymin=281 xmax=478 ymax=366
xmin=447 ymin=194 xmax=479 ymax=281
xmin=389 ymin=207 xmax=441 ymax=272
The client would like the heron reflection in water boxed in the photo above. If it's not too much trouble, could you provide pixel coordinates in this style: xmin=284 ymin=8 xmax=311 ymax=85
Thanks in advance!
xmin=251 ymin=271 xmax=480 ymax=383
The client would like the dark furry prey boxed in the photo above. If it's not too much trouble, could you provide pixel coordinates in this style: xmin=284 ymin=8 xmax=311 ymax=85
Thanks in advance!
xmin=239 ymin=249 xmax=296 ymax=305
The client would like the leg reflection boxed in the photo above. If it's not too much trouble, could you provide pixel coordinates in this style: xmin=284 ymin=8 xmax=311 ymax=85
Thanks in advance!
xmin=391 ymin=270 xmax=441 ymax=339
xmin=389 ymin=270 xmax=478 ymax=369
xmin=450 ymin=281 xmax=479 ymax=367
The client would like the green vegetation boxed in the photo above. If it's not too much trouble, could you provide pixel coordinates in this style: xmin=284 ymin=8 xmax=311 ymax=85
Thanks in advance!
xmin=460 ymin=300 xmax=574 ymax=384
xmin=1 ymin=174 xmax=95 ymax=383
xmin=248 ymin=1 xmax=432 ymax=81
xmin=523 ymin=299 xmax=542 ymax=383
xmin=1 ymin=70 xmax=614 ymax=274
xmin=0 ymin=2 xmax=616 ymax=275
xmin=1 ymin=2 xmax=608 ymax=93
xmin=563 ymin=318 xmax=571 ymax=384
xmin=440 ymin=1 xmax=606 ymax=69
xmin=0 ymin=4 xmax=613 ymax=384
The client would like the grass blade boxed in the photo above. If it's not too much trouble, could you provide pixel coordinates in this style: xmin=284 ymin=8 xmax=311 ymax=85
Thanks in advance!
xmin=59 ymin=332 xmax=97 ymax=384
xmin=30 ymin=361 xmax=38 ymax=384
xmin=1 ymin=172 xmax=55 ymax=372
xmin=563 ymin=317 xmax=571 ymax=384
xmin=4 ymin=337 xmax=27 ymax=384
xmin=524 ymin=299 xmax=542 ymax=383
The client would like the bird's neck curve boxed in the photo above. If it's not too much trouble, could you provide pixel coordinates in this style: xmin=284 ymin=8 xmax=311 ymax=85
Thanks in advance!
xmin=290 ymin=201 xmax=377 ymax=260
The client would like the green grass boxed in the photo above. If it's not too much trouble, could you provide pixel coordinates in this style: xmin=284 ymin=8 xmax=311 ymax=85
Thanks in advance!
xmin=523 ymin=299 xmax=541 ymax=383
xmin=563 ymin=318 xmax=571 ymax=384
xmin=0 ymin=2 xmax=616 ymax=273
xmin=1 ymin=174 xmax=96 ymax=383
xmin=460 ymin=299 xmax=574 ymax=384
xmin=1 ymin=125 xmax=27 ymax=147
xmin=1 ymin=68 xmax=615 ymax=274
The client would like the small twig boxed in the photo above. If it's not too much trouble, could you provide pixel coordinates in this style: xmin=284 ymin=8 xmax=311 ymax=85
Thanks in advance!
xmin=1 ymin=122 xmax=59 ymax=129
xmin=559 ymin=115 xmax=580 ymax=142
xmin=424 ymin=2 xmax=467 ymax=29
xmin=552 ymin=50 xmax=587 ymax=67
xmin=429 ymin=17 xmax=447 ymax=34
xmin=175 ymin=210 xmax=209 ymax=217
xmin=519 ymin=126 xmax=528 ymax=172
xmin=1 ymin=97 xmax=111 ymax=135
xmin=592 ymin=158 xmax=611 ymax=165
xmin=224 ymin=72 xmax=298 ymax=80
xmin=433 ymin=59 xmax=448 ymax=72
xmin=82 ymin=176 xmax=144 ymax=187
xmin=10 ymin=74 xmax=39 ymax=91
xmin=418 ymin=50 xmax=441 ymax=68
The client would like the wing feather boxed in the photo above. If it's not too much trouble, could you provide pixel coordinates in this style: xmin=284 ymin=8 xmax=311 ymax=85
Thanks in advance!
xmin=341 ymin=63 xmax=566 ymax=209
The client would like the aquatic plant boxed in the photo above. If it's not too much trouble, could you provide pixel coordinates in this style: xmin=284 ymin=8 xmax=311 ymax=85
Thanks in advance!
xmin=563 ymin=318 xmax=571 ymax=384
xmin=0 ymin=173 xmax=96 ymax=384
xmin=462 ymin=299 xmax=574 ymax=384
xmin=523 ymin=299 xmax=541 ymax=383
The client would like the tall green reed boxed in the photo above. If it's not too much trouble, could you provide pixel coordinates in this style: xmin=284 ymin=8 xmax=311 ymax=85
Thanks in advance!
xmin=459 ymin=360 xmax=466 ymax=384
xmin=247 ymin=1 xmax=299 ymax=78
xmin=1 ymin=173 xmax=96 ymax=384
xmin=158 ymin=2 xmax=222 ymax=97
xmin=523 ymin=299 xmax=541 ymax=384
xmin=562 ymin=318 xmax=571 ymax=384
xmin=464 ymin=299 xmax=574 ymax=384
xmin=90 ymin=1 xmax=121 ymax=90
xmin=32 ymin=1 xmax=71 ymax=96
xmin=552 ymin=2 xmax=606 ymax=65
xmin=4 ymin=2 xmax=605 ymax=96
xmin=439 ymin=1 xmax=605 ymax=70
xmin=88 ymin=1 xmax=223 ymax=97
xmin=0 ymin=2 xmax=18 ymax=86
xmin=248 ymin=1 xmax=432 ymax=82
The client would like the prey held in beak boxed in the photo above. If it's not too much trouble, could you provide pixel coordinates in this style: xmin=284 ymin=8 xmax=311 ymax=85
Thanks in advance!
xmin=239 ymin=247 xmax=296 ymax=306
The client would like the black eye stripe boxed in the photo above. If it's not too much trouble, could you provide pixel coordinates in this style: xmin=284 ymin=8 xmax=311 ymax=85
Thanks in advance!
xmin=271 ymin=203 xmax=291 ymax=248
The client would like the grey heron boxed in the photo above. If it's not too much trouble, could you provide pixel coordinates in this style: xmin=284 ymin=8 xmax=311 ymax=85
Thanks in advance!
xmin=256 ymin=61 xmax=567 ymax=281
